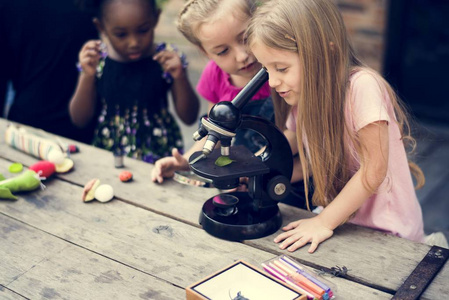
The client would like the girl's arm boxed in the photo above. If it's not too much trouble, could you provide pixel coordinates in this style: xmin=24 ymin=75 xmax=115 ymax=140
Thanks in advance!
xmin=170 ymin=72 xmax=200 ymax=125
xmin=275 ymin=121 xmax=389 ymax=253
xmin=151 ymin=102 xmax=213 ymax=183
xmin=153 ymin=50 xmax=199 ymax=125
xmin=151 ymin=137 xmax=208 ymax=183
xmin=69 ymin=40 xmax=101 ymax=128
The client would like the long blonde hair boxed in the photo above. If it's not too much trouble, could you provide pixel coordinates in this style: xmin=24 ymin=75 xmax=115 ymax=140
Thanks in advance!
xmin=177 ymin=0 xmax=259 ymax=50
xmin=247 ymin=0 xmax=424 ymax=210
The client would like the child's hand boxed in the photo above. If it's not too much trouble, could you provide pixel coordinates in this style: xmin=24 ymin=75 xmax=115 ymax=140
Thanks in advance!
xmin=151 ymin=148 xmax=189 ymax=183
xmin=78 ymin=40 xmax=102 ymax=77
xmin=153 ymin=50 xmax=185 ymax=80
xmin=274 ymin=216 xmax=333 ymax=253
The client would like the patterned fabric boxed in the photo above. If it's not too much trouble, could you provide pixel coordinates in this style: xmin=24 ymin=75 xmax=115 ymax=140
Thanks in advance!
xmin=92 ymin=55 xmax=183 ymax=163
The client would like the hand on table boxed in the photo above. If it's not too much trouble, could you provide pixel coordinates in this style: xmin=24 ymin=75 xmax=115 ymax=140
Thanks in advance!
xmin=151 ymin=148 xmax=189 ymax=184
xmin=274 ymin=216 xmax=333 ymax=253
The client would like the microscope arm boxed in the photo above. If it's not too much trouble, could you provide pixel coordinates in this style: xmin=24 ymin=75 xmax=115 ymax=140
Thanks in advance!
xmin=191 ymin=68 xmax=269 ymax=157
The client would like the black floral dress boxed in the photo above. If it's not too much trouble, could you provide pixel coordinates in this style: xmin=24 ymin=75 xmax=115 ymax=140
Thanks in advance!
xmin=92 ymin=56 xmax=183 ymax=163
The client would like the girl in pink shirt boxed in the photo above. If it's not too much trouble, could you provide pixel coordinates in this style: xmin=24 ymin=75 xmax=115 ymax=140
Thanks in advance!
xmin=151 ymin=0 xmax=272 ymax=183
xmin=247 ymin=0 xmax=433 ymax=253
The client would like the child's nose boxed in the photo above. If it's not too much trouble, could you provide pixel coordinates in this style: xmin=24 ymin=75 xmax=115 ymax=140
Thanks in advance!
xmin=235 ymin=45 xmax=249 ymax=63
xmin=129 ymin=35 xmax=139 ymax=48
xmin=268 ymin=75 xmax=280 ymax=88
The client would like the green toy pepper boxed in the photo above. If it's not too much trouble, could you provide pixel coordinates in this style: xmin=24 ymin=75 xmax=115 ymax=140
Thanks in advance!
xmin=0 ymin=170 xmax=42 ymax=200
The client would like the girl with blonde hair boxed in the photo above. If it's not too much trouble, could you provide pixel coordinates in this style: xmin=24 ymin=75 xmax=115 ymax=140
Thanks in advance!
xmin=151 ymin=0 xmax=275 ymax=183
xmin=247 ymin=0 xmax=441 ymax=253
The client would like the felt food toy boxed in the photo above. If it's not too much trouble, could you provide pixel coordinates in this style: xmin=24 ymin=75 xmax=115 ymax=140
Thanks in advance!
xmin=5 ymin=124 xmax=75 ymax=173
xmin=82 ymin=179 xmax=114 ymax=203
xmin=94 ymin=184 xmax=114 ymax=202
xmin=9 ymin=163 xmax=23 ymax=173
xmin=83 ymin=178 xmax=101 ymax=202
xmin=68 ymin=144 xmax=79 ymax=153
xmin=29 ymin=161 xmax=56 ymax=179
xmin=0 ymin=170 xmax=42 ymax=200
xmin=54 ymin=158 xmax=74 ymax=173
xmin=119 ymin=171 xmax=133 ymax=182
xmin=42 ymin=149 xmax=75 ymax=173
xmin=45 ymin=149 xmax=74 ymax=173
xmin=5 ymin=124 xmax=64 ymax=161
xmin=47 ymin=149 xmax=65 ymax=165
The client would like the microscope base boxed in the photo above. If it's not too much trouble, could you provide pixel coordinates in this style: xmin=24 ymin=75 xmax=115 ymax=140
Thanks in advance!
xmin=199 ymin=192 xmax=282 ymax=241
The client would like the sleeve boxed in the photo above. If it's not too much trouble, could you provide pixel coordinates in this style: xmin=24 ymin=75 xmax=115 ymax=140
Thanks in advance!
xmin=196 ymin=60 xmax=218 ymax=103
xmin=349 ymin=72 xmax=390 ymax=132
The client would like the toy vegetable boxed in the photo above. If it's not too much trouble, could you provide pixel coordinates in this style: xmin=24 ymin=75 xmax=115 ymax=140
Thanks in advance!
xmin=0 ymin=170 xmax=42 ymax=200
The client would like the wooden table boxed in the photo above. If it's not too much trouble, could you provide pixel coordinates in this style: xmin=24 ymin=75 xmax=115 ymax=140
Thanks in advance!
xmin=0 ymin=118 xmax=447 ymax=299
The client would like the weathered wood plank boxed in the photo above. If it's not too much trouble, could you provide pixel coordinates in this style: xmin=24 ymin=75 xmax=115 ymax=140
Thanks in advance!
xmin=247 ymin=208 xmax=448 ymax=300
xmin=0 ymin=162 xmax=391 ymax=299
xmin=36 ymin=151 xmax=449 ymax=296
xmin=0 ymin=214 xmax=184 ymax=299
xmin=0 ymin=119 xmax=445 ymax=298
xmin=0 ymin=120 xmax=216 ymax=227
xmin=0 ymin=212 xmax=67 ymax=285
xmin=0 ymin=285 xmax=27 ymax=300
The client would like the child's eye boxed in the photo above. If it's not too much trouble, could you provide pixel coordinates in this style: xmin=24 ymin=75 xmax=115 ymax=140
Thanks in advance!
xmin=138 ymin=27 xmax=150 ymax=34
xmin=276 ymin=67 xmax=288 ymax=73
xmin=217 ymin=48 xmax=229 ymax=56
xmin=114 ymin=32 xmax=127 ymax=38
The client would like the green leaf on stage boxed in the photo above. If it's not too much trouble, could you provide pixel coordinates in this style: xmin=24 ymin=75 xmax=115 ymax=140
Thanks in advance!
xmin=215 ymin=156 xmax=235 ymax=167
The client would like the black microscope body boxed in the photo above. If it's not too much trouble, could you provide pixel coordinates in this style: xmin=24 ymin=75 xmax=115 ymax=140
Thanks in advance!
xmin=189 ymin=69 xmax=293 ymax=241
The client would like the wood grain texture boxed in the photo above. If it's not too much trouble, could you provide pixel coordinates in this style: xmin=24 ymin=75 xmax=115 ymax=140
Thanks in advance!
xmin=0 ymin=118 xmax=445 ymax=299
xmin=0 ymin=165 xmax=389 ymax=298
xmin=0 ymin=285 xmax=27 ymax=300
xmin=0 ymin=215 xmax=184 ymax=299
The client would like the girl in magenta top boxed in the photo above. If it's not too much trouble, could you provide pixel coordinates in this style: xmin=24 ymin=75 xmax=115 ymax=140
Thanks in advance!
xmin=152 ymin=0 xmax=273 ymax=183
xmin=197 ymin=60 xmax=271 ymax=104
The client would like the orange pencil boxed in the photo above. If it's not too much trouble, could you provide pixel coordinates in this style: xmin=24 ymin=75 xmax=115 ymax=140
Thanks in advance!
xmin=275 ymin=260 xmax=326 ymax=295
xmin=262 ymin=263 xmax=314 ymax=298
xmin=273 ymin=260 xmax=325 ymax=297
xmin=267 ymin=262 xmax=317 ymax=299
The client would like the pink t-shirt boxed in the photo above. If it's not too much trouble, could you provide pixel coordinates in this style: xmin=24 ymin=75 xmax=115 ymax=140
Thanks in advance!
xmin=286 ymin=70 xmax=425 ymax=243
xmin=196 ymin=60 xmax=271 ymax=104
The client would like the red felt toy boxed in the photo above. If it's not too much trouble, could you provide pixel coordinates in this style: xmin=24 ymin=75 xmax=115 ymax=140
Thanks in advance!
xmin=119 ymin=171 xmax=133 ymax=182
xmin=29 ymin=161 xmax=56 ymax=179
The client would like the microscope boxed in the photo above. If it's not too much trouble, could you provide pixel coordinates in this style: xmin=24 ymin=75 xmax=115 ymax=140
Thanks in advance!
xmin=189 ymin=69 xmax=293 ymax=241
